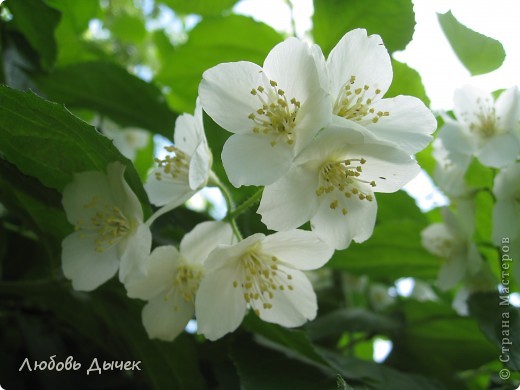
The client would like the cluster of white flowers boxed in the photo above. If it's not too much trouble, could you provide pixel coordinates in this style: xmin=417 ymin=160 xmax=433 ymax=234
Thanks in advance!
xmin=61 ymin=29 xmax=436 ymax=341
xmin=422 ymin=85 xmax=520 ymax=304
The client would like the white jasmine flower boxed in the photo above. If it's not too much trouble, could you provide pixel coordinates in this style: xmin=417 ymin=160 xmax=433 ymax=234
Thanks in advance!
xmin=125 ymin=221 xmax=235 ymax=341
xmin=452 ymin=263 xmax=497 ymax=316
xmin=438 ymin=85 xmax=520 ymax=168
xmin=100 ymin=117 xmax=150 ymax=161
xmin=145 ymin=102 xmax=211 ymax=218
xmin=258 ymin=126 xmax=420 ymax=250
xmin=421 ymin=206 xmax=482 ymax=290
xmin=492 ymin=163 xmax=520 ymax=282
xmin=432 ymin=138 xmax=471 ymax=198
xmin=195 ymin=230 xmax=334 ymax=341
xmin=61 ymin=162 xmax=151 ymax=291
xmin=317 ymin=29 xmax=436 ymax=155
xmin=199 ymin=37 xmax=331 ymax=187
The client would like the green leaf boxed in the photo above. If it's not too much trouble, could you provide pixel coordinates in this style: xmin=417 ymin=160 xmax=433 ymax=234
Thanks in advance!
xmin=313 ymin=0 xmax=415 ymax=55
xmin=318 ymin=349 xmax=445 ymax=389
xmin=161 ymin=0 xmax=239 ymax=15
xmin=473 ymin=190 xmax=493 ymax=244
xmin=386 ymin=59 xmax=430 ymax=106
xmin=438 ymin=11 xmax=506 ymax=75
xmin=110 ymin=13 xmax=147 ymax=44
xmin=33 ymin=61 xmax=177 ymax=138
xmin=387 ymin=301 xmax=497 ymax=382
xmin=306 ymin=308 xmax=400 ymax=340
xmin=464 ymin=157 xmax=494 ymax=189
xmin=243 ymin=314 xmax=329 ymax=367
xmin=0 ymin=86 xmax=149 ymax=208
xmin=44 ymin=0 xmax=101 ymax=65
xmin=231 ymin=337 xmax=336 ymax=390
xmin=156 ymin=15 xmax=283 ymax=113
xmin=468 ymin=292 xmax=520 ymax=371
xmin=328 ymin=192 xmax=440 ymax=281
xmin=6 ymin=0 xmax=61 ymax=69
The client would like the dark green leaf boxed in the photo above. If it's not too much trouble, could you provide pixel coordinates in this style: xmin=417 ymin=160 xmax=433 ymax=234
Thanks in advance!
xmin=156 ymin=15 xmax=283 ymax=113
xmin=313 ymin=0 xmax=415 ymax=55
xmin=468 ymin=292 xmax=520 ymax=371
xmin=243 ymin=314 xmax=329 ymax=367
xmin=33 ymin=61 xmax=177 ymax=137
xmin=161 ymin=0 xmax=239 ymax=16
xmin=231 ymin=336 xmax=336 ymax=390
xmin=386 ymin=59 xmax=430 ymax=106
xmin=387 ymin=301 xmax=497 ymax=381
xmin=307 ymin=308 xmax=400 ymax=340
xmin=7 ymin=0 xmax=60 ymax=69
xmin=0 ymin=86 xmax=149 ymax=209
xmin=438 ymin=11 xmax=505 ymax=75
xmin=318 ymin=349 xmax=445 ymax=390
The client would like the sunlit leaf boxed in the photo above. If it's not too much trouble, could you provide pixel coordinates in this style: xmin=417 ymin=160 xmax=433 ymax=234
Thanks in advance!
xmin=438 ymin=11 xmax=505 ymax=75
xmin=313 ymin=0 xmax=415 ymax=55
xmin=161 ymin=0 xmax=239 ymax=15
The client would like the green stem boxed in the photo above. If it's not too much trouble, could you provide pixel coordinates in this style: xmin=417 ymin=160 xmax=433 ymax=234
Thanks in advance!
xmin=225 ymin=188 xmax=263 ymax=221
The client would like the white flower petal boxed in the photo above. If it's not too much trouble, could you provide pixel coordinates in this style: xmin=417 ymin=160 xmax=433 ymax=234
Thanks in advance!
xmin=204 ymin=234 xmax=265 ymax=271
xmin=261 ymin=230 xmax=333 ymax=270
xmin=119 ymin=223 xmax=152 ymax=282
xmin=125 ymin=245 xmax=181 ymax=300
xmin=437 ymin=255 xmax=469 ymax=290
xmin=476 ymin=133 xmax=520 ymax=168
xmin=107 ymin=162 xmax=143 ymax=222
xmin=348 ymin=144 xmax=421 ymax=193
xmin=367 ymin=96 xmax=436 ymax=154
xmin=188 ymin=141 xmax=211 ymax=190
xmin=144 ymin=168 xmax=194 ymax=207
xmin=180 ymin=221 xmax=236 ymax=265
xmin=495 ymin=86 xmax=520 ymax=131
xmin=453 ymin=85 xmax=490 ymax=125
xmin=62 ymin=171 xmax=112 ymax=225
xmin=222 ymin=133 xmax=293 ymax=187
xmin=174 ymin=112 xmax=203 ymax=156
xmin=311 ymin=193 xmax=377 ymax=249
xmin=199 ymin=61 xmax=266 ymax=134
xmin=62 ymin=232 xmax=119 ymax=291
xmin=254 ymin=268 xmax=317 ymax=327
xmin=142 ymin=293 xmax=194 ymax=341
xmin=327 ymin=29 xmax=392 ymax=101
xmin=293 ymin=88 xmax=332 ymax=153
xmin=493 ymin=163 xmax=520 ymax=200
xmin=263 ymin=37 xmax=323 ymax=104
xmin=258 ymin=165 xmax=320 ymax=231
xmin=195 ymin=266 xmax=247 ymax=341
xmin=437 ymin=121 xmax=476 ymax=156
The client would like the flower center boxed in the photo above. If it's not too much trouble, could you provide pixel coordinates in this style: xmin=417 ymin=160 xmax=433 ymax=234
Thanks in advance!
xmin=153 ymin=145 xmax=190 ymax=181
xmin=248 ymin=79 xmax=301 ymax=147
xmin=333 ymin=75 xmax=389 ymax=124
xmin=316 ymin=158 xmax=376 ymax=215
xmin=233 ymin=246 xmax=294 ymax=316
xmin=167 ymin=263 xmax=203 ymax=309
xmin=76 ymin=196 xmax=132 ymax=253
xmin=424 ymin=231 xmax=454 ymax=259
xmin=468 ymin=97 xmax=500 ymax=138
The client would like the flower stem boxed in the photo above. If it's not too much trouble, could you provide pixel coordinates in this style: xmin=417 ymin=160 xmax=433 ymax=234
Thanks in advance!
xmin=225 ymin=188 xmax=263 ymax=221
